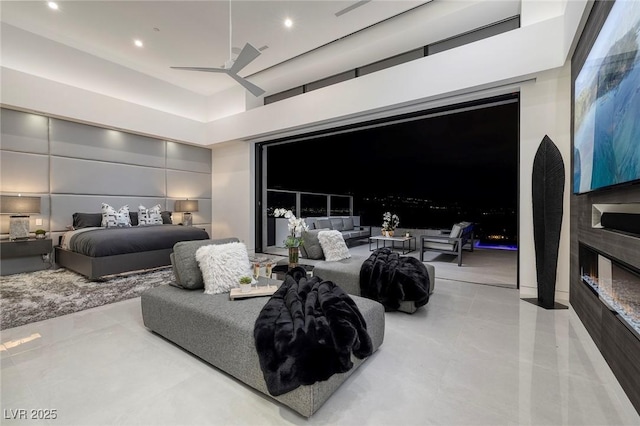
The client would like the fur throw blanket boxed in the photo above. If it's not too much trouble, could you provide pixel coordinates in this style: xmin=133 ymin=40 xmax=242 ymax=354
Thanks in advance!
xmin=359 ymin=248 xmax=430 ymax=311
xmin=254 ymin=267 xmax=373 ymax=396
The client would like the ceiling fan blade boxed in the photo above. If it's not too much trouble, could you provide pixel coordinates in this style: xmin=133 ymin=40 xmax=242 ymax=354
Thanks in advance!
xmin=228 ymin=73 xmax=265 ymax=97
xmin=230 ymin=43 xmax=261 ymax=74
xmin=170 ymin=66 xmax=227 ymax=73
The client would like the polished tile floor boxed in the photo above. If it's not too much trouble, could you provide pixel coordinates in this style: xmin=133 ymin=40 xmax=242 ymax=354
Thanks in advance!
xmin=2 ymin=277 xmax=639 ymax=425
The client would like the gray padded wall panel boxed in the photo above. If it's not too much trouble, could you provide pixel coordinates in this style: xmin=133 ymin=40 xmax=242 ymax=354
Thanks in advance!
xmin=50 ymin=119 xmax=166 ymax=168
xmin=168 ymin=198 xmax=211 ymax=225
xmin=166 ymin=170 xmax=212 ymax=199
xmin=0 ymin=151 xmax=49 ymax=193
xmin=166 ymin=141 xmax=211 ymax=173
xmin=1 ymin=108 xmax=212 ymax=239
xmin=0 ymin=109 xmax=49 ymax=154
xmin=50 ymin=195 xmax=167 ymax=231
xmin=50 ymin=157 xmax=166 ymax=197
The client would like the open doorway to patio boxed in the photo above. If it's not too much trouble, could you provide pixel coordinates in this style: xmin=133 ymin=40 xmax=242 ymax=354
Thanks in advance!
xmin=255 ymin=93 xmax=519 ymax=288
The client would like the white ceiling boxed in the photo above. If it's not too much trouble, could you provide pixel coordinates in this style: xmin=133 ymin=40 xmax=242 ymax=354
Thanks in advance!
xmin=1 ymin=0 xmax=431 ymax=96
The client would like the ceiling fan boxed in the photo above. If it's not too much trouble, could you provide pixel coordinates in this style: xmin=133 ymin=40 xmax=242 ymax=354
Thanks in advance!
xmin=170 ymin=1 xmax=265 ymax=97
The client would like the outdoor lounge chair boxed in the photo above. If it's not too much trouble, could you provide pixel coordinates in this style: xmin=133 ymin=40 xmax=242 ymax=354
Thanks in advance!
xmin=419 ymin=222 xmax=475 ymax=266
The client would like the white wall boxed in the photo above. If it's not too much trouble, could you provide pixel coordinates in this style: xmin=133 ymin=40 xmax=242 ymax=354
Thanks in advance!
xmin=204 ymin=0 xmax=588 ymax=144
xmin=519 ymin=63 xmax=572 ymax=301
xmin=204 ymin=14 xmax=569 ymax=144
xmin=1 ymin=23 xmax=207 ymax=122
xmin=1 ymin=68 xmax=207 ymax=145
xmin=211 ymin=141 xmax=252 ymax=245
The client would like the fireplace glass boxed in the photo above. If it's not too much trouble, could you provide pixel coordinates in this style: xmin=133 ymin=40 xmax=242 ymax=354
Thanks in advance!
xmin=579 ymin=244 xmax=640 ymax=335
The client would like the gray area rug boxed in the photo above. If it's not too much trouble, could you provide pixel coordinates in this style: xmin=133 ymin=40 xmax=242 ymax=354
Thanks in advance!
xmin=0 ymin=268 xmax=174 ymax=330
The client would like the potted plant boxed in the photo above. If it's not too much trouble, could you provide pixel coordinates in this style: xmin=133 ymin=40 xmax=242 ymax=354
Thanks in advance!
xmin=381 ymin=212 xmax=400 ymax=237
xmin=34 ymin=229 xmax=47 ymax=239
xmin=238 ymin=276 xmax=253 ymax=293
xmin=273 ymin=208 xmax=309 ymax=269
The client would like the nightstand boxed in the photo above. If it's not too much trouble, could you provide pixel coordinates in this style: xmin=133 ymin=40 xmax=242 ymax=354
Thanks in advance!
xmin=0 ymin=238 xmax=52 ymax=275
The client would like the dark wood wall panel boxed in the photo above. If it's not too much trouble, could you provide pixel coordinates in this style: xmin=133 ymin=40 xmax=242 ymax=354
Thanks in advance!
xmin=574 ymin=185 xmax=640 ymax=270
xmin=569 ymin=279 xmax=602 ymax=348
xmin=570 ymin=1 xmax=640 ymax=414
xmin=600 ymin=308 xmax=640 ymax=413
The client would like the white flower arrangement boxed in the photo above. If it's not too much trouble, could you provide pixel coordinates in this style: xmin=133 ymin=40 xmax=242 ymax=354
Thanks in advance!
xmin=382 ymin=211 xmax=400 ymax=231
xmin=273 ymin=208 xmax=309 ymax=248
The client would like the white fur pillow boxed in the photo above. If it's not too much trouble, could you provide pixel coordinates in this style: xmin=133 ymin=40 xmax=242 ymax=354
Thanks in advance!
xmin=317 ymin=230 xmax=351 ymax=262
xmin=195 ymin=242 xmax=251 ymax=295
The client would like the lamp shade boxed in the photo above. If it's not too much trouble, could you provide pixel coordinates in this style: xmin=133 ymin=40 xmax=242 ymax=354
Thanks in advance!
xmin=174 ymin=199 xmax=198 ymax=213
xmin=0 ymin=195 xmax=41 ymax=215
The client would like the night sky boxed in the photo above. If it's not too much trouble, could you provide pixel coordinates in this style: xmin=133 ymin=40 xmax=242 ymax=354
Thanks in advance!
xmin=268 ymin=99 xmax=518 ymax=205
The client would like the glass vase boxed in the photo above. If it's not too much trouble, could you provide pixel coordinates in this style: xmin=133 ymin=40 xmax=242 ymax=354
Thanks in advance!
xmin=288 ymin=246 xmax=299 ymax=269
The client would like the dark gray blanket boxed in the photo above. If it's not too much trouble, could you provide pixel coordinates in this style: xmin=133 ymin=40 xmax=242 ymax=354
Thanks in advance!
xmin=254 ymin=267 xmax=373 ymax=396
xmin=359 ymin=248 xmax=429 ymax=311
xmin=69 ymin=225 xmax=209 ymax=257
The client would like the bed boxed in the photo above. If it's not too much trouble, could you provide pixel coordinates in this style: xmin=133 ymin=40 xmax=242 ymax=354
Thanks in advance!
xmin=55 ymin=225 xmax=209 ymax=280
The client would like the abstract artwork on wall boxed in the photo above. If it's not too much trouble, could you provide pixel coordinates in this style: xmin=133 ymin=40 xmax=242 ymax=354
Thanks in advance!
xmin=574 ymin=0 xmax=640 ymax=193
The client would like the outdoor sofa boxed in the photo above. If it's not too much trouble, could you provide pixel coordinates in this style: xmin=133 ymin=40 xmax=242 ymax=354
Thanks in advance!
xmin=304 ymin=216 xmax=371 ymax=244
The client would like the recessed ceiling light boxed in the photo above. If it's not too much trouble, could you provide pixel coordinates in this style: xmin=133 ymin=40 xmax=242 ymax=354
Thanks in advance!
xmin=47 ymin=2 xmax=59 ymax=10
xmin=284 ymin=18 xmax=293 ymax=28
xmin=134 ymin=39 xmax=144 ymax=48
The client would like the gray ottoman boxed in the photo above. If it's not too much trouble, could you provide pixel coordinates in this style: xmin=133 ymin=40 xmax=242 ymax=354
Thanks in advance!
xmin=141 ymin=285 xmax=385 ymax=418
xmin=311 ymin=256 xmax=435 ymax=314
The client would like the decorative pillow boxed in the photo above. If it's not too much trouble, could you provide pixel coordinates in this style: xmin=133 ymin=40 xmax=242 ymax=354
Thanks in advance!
xmin=172 ymin=238 xmax=240 ymax=289
xmin=138 ymin=204 xmax=163 ymax=225
xmin=315 ymin=218 xmax=332 ymax=230
xmin=300 ymin=228 xmax=328 ymax=260
xmin=343 ymin=217 xmax=355 ymax=231
xmin=161 ymin=211 xmax=172 ymax=224
xmin=317 ymin=230 xmax=351 ymax=262
xmin=195 ymin=242 xmax=251 ymax=295
xmin=330 ymin=218 xmax=344 ymax=231
xmin=73 ymin=212 xmax=103 ymax=229
xmin=101 ymin=204 xmax=131 ymax=228
xmin=129 ymin=212 xmax=138 ymax=226
xmin=448 ymin=223 xmax=462 ymax=243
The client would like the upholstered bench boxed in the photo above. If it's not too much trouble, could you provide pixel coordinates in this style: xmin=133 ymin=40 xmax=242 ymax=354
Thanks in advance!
xmin=141 ymin=285 xmax=384 ymax=417
xmin=288 ymin=256 xmax=435 ymax=314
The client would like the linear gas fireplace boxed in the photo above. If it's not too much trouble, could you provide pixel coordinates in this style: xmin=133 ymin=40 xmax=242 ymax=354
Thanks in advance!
xmin=580 ymin=244 xmax=640 ymax=337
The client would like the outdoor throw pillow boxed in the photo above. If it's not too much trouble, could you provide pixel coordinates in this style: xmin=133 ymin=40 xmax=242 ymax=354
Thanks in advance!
xmin=342 ymin=217 xmax=355 ymax=231
xmin=138 ymin=204 xmax=163 ymax=225
xmin=448 ymin=223 xmax=462 ymax=243
xmin=195 ymin=242 xmax=251 ymax=295
xmin=101 ymin=204 xmax=131 ymax=228
xmin=317 ymin=230 xmax=351 ymax=262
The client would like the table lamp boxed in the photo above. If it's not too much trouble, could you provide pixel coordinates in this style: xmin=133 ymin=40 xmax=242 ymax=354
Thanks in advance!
xmin=1 ymin=195 xmax=41 ymax=240
xmin=175 ymin=199 xmax=198 ymax=226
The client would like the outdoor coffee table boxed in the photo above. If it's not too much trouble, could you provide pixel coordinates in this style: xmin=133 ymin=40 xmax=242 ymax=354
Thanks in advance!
xmin=369 ymin=235 xmax=416 ymax=254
